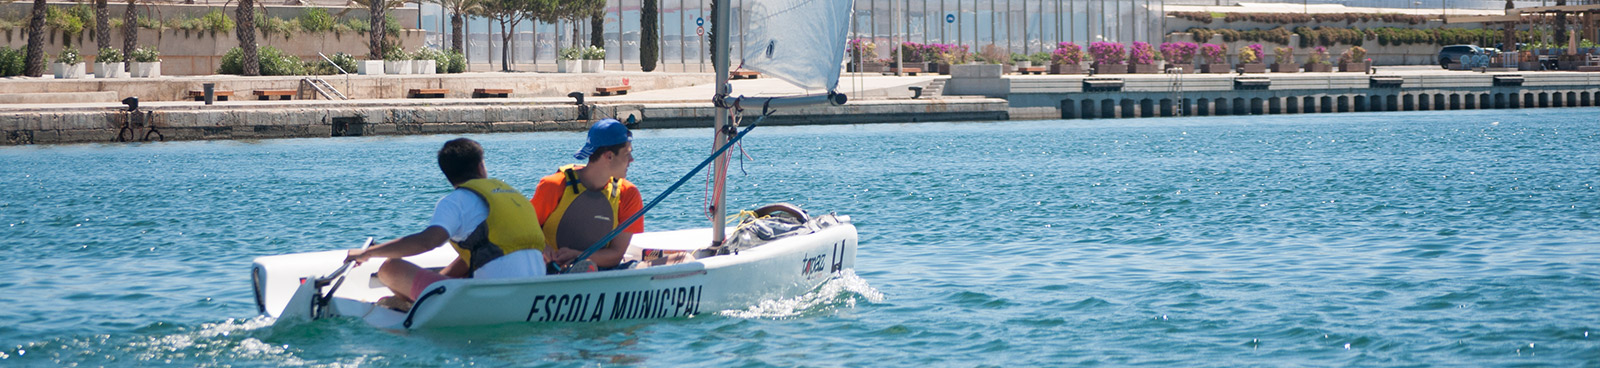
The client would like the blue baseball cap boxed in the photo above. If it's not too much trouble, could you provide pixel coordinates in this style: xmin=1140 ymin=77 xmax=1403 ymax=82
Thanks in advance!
xmin=574 ymin=118 xmax=631 ymax=160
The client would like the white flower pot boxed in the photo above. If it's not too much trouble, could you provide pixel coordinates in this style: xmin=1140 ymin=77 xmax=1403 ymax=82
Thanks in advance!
xmin=95 ymin=62 xmax=124 ymax=78
xmin=358 ymin=60 xmax=385 ymax=75
xmin=413 ymin=60 xmax=436 ymax=74
xmin=386 ymin=60 xmax=412 ymax=75
xmin=1015 ymin=60 xmax=1032 ymax=68
xmin=582 ymin=59 xmax=604 ymax=73
xmin=131 ymin=62 xmax=161 ymax=78
xmin=51 ymin=63 xmax=61 ymax=78
xmin=557 ymin=59 xmax=579 ymax=73
xmin=56 ymin=63 xmax=86 ymax=79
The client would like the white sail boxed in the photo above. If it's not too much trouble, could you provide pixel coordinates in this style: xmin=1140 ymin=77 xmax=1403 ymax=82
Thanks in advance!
xmin=737 ymin=0 xmax=853 ymax=92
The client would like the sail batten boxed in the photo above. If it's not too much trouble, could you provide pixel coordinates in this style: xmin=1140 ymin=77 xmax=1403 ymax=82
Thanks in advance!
xmin=737 ymin=0 xmax=853 ymax=92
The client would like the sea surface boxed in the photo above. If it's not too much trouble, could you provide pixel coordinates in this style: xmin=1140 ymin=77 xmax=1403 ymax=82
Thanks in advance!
xmin=1 ymin=108 xmax=1597 ymax=366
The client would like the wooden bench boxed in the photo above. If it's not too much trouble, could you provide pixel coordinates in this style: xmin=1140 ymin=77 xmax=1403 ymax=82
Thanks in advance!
xmin=730 ymin=70 xmax=760 ymax=80
xmin=1018 ymin=66 xmax=1046 ymax=75
xmin=252 ymin=90 xmax=295 ymax=100
xmin=188 ymin=90 xmax=234 ymax=101
xmin=894 ymin=67 xmax=922 ymax=76
xmin=594 ymin=85 xmax=632 ymax=96
xmin=408 ymin=88 xmax=448 ymax=98
xmin=472 ymin=88 xmax=512 ymax=98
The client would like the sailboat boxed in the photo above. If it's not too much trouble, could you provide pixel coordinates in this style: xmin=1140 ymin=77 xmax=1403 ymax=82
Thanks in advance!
xmin=250 ymin=0 xmax=858 ymax=329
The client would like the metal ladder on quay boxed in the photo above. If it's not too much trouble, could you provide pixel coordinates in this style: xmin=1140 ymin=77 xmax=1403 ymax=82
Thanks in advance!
xmin=1168 ymin=66 xmax=1186 ymax=116
xmin=299 ymin=77 xmax=347 ymax=100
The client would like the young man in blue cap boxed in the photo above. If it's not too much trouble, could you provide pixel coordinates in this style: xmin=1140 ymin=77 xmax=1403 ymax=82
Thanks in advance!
xmin=530 ymin=118 xmax=644 ymax=271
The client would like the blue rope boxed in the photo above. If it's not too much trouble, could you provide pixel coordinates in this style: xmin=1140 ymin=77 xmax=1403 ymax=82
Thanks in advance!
xmin=562 ymin=114 xmax=766 ymax=273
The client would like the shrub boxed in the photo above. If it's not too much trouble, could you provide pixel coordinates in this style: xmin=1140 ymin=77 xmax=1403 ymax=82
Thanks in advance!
xmin=258 ymin=14 xmax=298 ymax=38
xmin=1160 ymin=42 xmax=1197 ymax=64
xmin=383 ymin=47 xmax=410 ymax=61
xmin=56 ymin=48 xmax=81 ymax=64
xmin=1238 ymin=43 xmax=1264 ymax=63
xmin=220 ymin=46 xmax=304 ymax=75
xmin=131 ymin=47 xmax=160 ymax=62
xmin=1201 ymin=43 xmax=1227 ymax=64
xmin=199 ymin=9 xmax=234 ymax=33
xmin=1129 ymin=42 xmax=1157 ymax=65
xmin=1273 ymin=46 xmax=1294 ymax=64
xmin=1339 ymin=46 xmax=1367 ymax=64
xmin=46 ymin=6 xmax=88 ymax=44
xmin=890 ymin=42 xmax=925 ymax=63
xmin=307 ymin=51 xmax=357 ymax=75
xmin=0 ymin=47 xmax=24 ymax=77
xmin=1052 ymin=42 xmax=1084 ymax=65
xmin=97 ymin=47 xmax=122 ymax=63
xmin=1307 ymin=46 xmax=1331 ymax=65
xmin=1027 ymin=52 xmax=1051 ymax=66
xmin=848 ymin=39 xmax=877 ymax=62
xmin=581 ymin=45 xmax=606 ymax=60
xmin=1088 ymin=42 xmax=1125 ymax=65
xmin=558 ymin=47 xmax=581 ymax=61
xmin=446 ymin=50 xmax=465 ymax=73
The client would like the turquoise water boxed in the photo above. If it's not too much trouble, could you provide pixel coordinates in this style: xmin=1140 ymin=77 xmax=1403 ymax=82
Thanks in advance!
xmin=2 ymin=109 xmax=1598 ymax=366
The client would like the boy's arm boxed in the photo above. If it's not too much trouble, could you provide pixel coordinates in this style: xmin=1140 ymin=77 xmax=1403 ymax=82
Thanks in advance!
xmin=346 ymin=226 xmax=451 ymax=265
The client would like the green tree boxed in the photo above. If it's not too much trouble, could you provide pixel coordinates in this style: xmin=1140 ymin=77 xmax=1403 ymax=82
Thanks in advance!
xmin=547 ymin=0 xmax=602 ymax=49
xmin=476 ymin=0 xmax=535 ymax=71
xmin=640 ymin=0 xmax=657 ymax=72
xmin=427 ymin=0 xmax=482 ymax=53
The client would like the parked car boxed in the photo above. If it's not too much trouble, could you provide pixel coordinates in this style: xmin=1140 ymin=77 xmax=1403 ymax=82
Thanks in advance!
xmin=1438 ymin=45 xmax=1487 ymax=69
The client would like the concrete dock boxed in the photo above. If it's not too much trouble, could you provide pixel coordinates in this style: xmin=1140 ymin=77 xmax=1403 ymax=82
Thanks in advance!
xmin=0 ymin=66 xmax=1595 ymax=145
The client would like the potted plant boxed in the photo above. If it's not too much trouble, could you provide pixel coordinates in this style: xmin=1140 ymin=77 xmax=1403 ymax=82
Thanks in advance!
xmin=1129 ymin=42 xmax=1159 ymax=73
xmin=130 ymin=47 xmax=161 ymax=78
xmin=1271 ymin=46 xmax=1297 ymax=72
xmin=1304 ymin=46 xmax=1333 ymax=72
xmin=1238 ymin=44 xmax=1266 ymax=73
xmin=1338 ymin=46 xmax=1368 ymax=72
xmin=1050 ymin=42 xmax=1086 ymax=74
xmin=581 ymin=46 xmax=605 ymax=73
xmin=95 ymin=47 xmax=125 ymax=78
xmin=557 ymin=47 xmax=581 ymax=73
xmin=1200 ymin=43 xmax=1230 ymax=73
xmin=929 ymin=43 xmax=967 ymax=75
xmin=1160 ymin=42 xmax=1197 ymax=73
xmin=1089 ymin=42 xmax=1127 ymax=74
xmin=412 ymin=48 xmax=438 ymax=75
xmin=848 ymin=39 xmax=883 ymax=72
xmin=54 ymin=49 xmax=85 ymax=79
xmin=384 ymin=48 xmax=412 ymax=75
xmin=1011 ymin=52 xmax=1032 ymax=70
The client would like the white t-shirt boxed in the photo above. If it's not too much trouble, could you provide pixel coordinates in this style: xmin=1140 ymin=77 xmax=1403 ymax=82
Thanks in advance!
xmin=427 ymin=188 xmax=545 ymax=279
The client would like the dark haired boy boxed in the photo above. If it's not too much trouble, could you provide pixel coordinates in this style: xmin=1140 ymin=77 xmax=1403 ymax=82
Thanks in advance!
xmin=345 ymin=138 xmax=548 ymax=309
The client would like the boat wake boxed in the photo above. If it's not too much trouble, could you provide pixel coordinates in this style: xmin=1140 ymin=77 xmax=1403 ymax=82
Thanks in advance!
xmin=720 ymin=269 xmax=883 ymax=319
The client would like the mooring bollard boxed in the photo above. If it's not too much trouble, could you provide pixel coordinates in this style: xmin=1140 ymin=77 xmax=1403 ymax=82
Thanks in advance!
xmin=203 ymin=83 xmax=215 ymax=105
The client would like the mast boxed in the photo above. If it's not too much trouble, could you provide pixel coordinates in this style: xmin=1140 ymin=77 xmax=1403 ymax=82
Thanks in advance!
xmin=710 ymin=0 xmax=732 ymax=247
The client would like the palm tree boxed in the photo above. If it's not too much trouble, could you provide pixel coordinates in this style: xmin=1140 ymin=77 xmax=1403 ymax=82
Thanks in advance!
xmin=236 ymin=0 xmax=260 ymax=75
xmin=427 ymin=0 xmax=482 ymax=53
xmin=121 ymin=0 xmax=136 ymax=63
xmin=95 ymin=0 xmax=110 ymax=51
xmin=23 ymin=0 xmax=46 ymax=77
xmin=353 ymin=0 xmax=406 ymax=59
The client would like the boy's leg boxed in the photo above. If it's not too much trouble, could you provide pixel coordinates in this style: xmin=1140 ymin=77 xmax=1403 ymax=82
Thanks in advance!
xmin=377 ymin=258 xmax=447 ymax=301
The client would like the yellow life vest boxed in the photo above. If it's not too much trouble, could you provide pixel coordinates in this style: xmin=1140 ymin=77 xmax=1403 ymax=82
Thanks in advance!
xmin=453 ymin=178 xmax=547 ymax=274
xmin=543 ymin=164 xmax=622 ymax=251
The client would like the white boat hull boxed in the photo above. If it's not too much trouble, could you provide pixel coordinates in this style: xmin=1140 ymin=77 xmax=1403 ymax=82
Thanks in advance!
xmin=253 ymin=222 xmax=856 ymax=329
